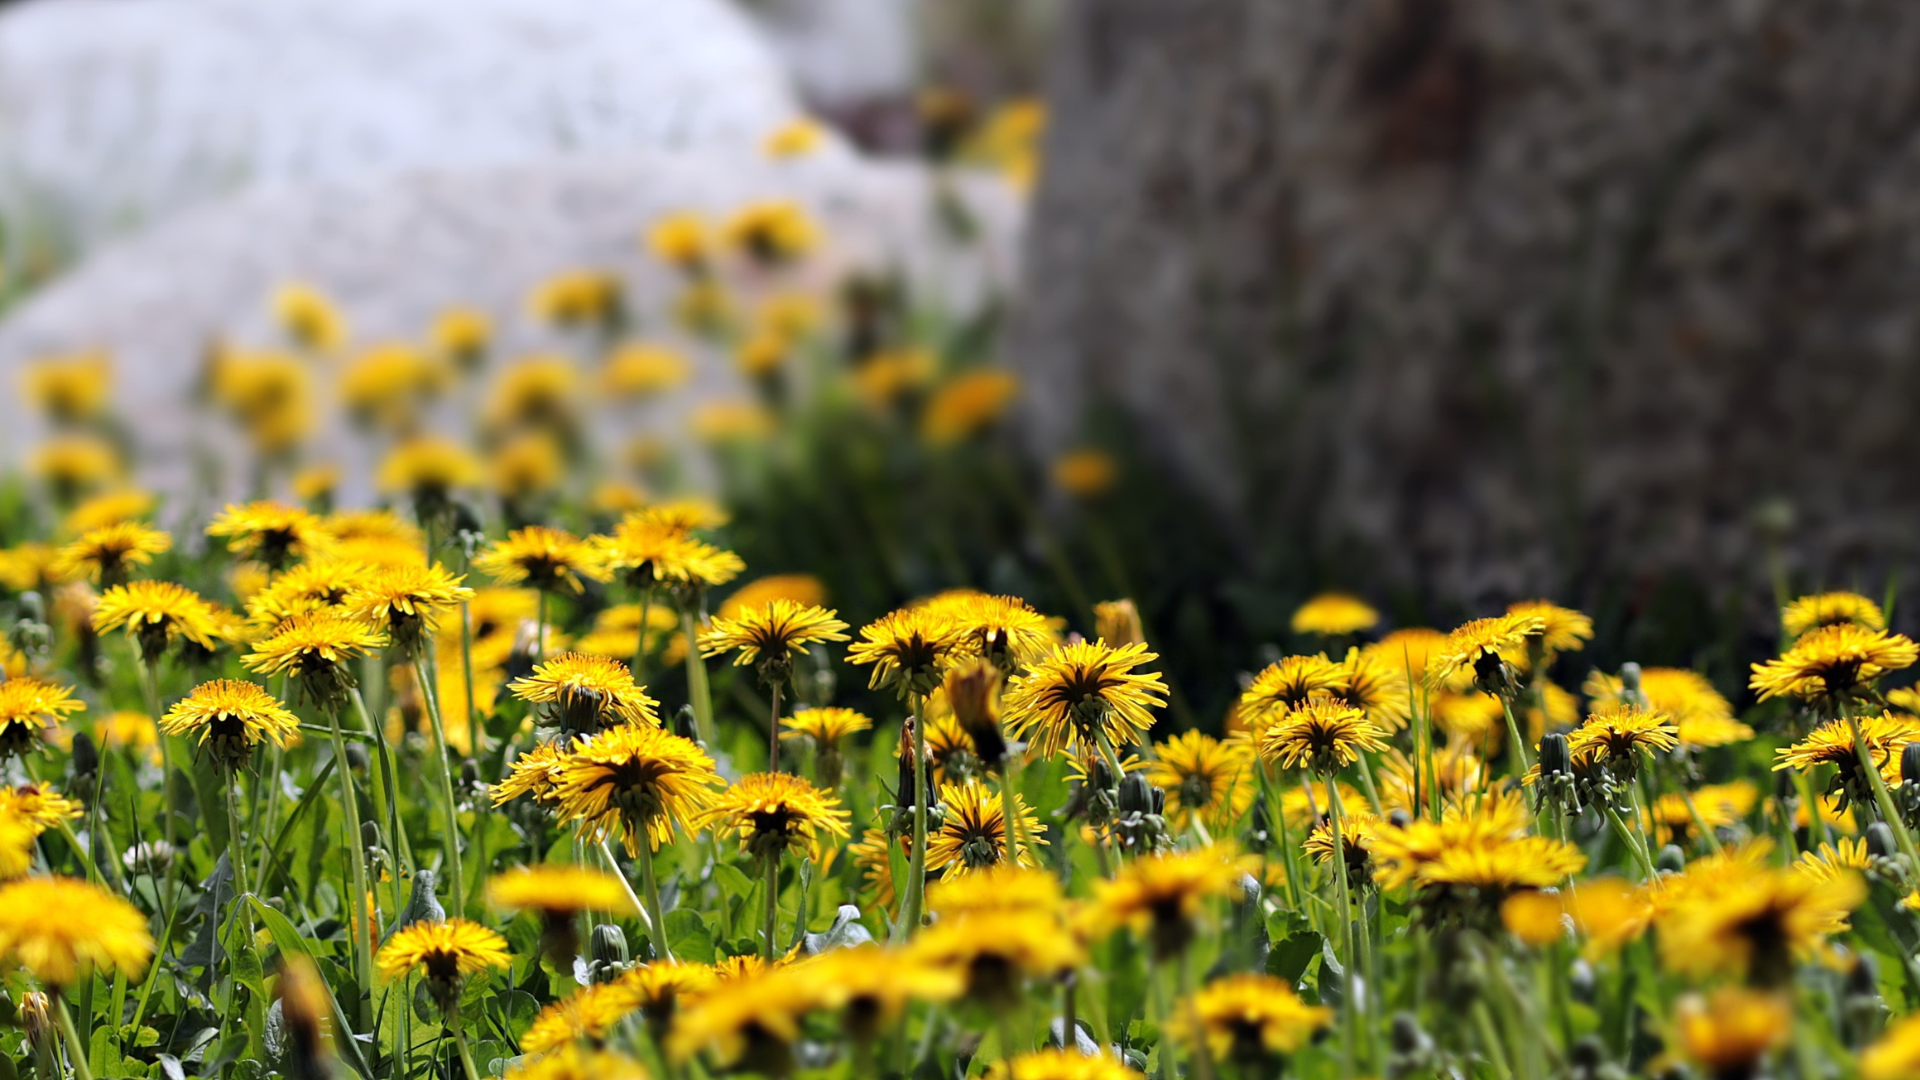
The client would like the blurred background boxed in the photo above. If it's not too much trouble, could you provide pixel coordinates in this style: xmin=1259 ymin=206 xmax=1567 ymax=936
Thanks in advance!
xmin=0 ymin=0 xmax=1912 ymax=725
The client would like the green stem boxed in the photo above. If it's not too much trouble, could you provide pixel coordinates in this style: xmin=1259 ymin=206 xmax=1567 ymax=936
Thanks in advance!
xmin=454 ymin=1025 xmax=483 ymax=1080
xmin=52 ymin=991 xmax=94 ymax=1080
xmin=681 ymin=609 xmax=718 ymax=747
xmin=1326 ymin=777 xmax=1358 ymax=1076
xmin=1471 ymin=998 xmax=1514 ymax=1080
xmin=1500 ymin=695 xmax=1533 ymax=780
xmin=415 ymin=656 xmax=466 ymax=913
xmin=536 ymin=591 xmax=548 ymax=663
xmin=895 ymin=694 xmax=931 ymax=938
xmin=459 ymin=601 xmax=482 ymax=755
xmin=1602 ymin=799 xmax=1657 ymax=880
xmin=350 ymin=687 xmax=414 ymax=880
xmin=762 ymin=850 xmax=781 ymax=962
xmin=768 ymin=682 xmax=784 ymax=772
xmin=1848 ymin=706 xmax=1920 ymax=867
xmin=224 ymin=775 xmax=250 ymax=898
xmin=1255 ymin=758 xmax=1301 ymax=910
xmin=995 ymin=767 xmax=1028 ymax=865
xmin=633 ymin=589 xmax=654 ymax=690
xmin=635 ymin=839 xmax=674 ymax=963
xmin=328 ymin=707 xmax=376 ymax=1028
xmin=1178 ymin=949 xmax=1216 ymax=1080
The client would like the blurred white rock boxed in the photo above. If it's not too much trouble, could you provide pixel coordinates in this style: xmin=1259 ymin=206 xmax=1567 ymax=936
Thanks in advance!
xmin=747 ymin=0 xmax=921 ymax=107
xmin=0 ymin=0 xmax=820 ymax=243
xmin=0 ymin=150 xmax=1024 ymax=503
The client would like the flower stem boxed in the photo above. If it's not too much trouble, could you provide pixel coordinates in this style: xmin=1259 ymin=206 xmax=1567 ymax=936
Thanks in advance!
xmin=761 ymin=850 xmax=781 ymax=962
xmin=52 ymin=991 xmax=94 ymax=1080
xmin=415 ymin=656 xmax=466 ymax=913
xmin=633 ymin=589 xmax=654 ymax=690
xmin=1602 ymin=799 xmax=1656 ymax=880
xmin=328 ymin=706 xmax=376 ymax=1027
xmin=768 ymin=682 xmax=784 ymax=772
xmin=681 ymin=609 xmax=718 ymax=747
xmin=635 ymin=839 xmax=674 ymax=962
xmin=459 ymin=600 xmax=483 ymax=755
xmin=1848 ymin=707 xmax=1920 ymax=866
xmin=1326 ymin=777 xmax=1358 ymax=1075
xmin=454 ymin=1025 xmax=483 ymax=1080
xmin=536 ymin=591 xmax=548 ymax=663
xmin=895 ymin=694 xmax=931 ymax=938
xmin=1500 ymin=695 xmax=1533 ymax=780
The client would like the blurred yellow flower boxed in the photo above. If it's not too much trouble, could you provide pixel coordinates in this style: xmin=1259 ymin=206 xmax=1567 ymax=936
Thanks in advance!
xmin=22 ymin=352 xmax=111 ymax=424
xmin=272 ymin=282 xmax=348 ymax=352
xmin=763 ymin=118 xmax=826 ymax=159
xmin=1291 ymin=592 xmax=1379 ymax=636
xmin=853 ymin=348 xmax=936 ymax=407
xmin=32 ymin=436 xmax=122 ymax=498
xmin=528 ymin=270 xmax=622 ymax=329
xmin=723 ymin=200 xmax=821 ymax=265
xmin=1052 ymin=449 xmax=1116 ymax=499
xmin=646 ymin=211 xmax=714 ymax=275
xmin=339 ymin=343 xmax=448 ymax=431
xmin=601 ymin=343 xmax=690 ymax=400
xmin=491 ymin=432 xmax=565 ymax=502
xmin=692 ymin=401 xmax=775 ymax=443
xmin=378 ymin=437 xmax=485 ymax=503
xmin=921 ymin=369 xmax=1019 ymax=445
xmin=487 ymin=355 xmax=581 ymax=433
xmin=62 ymin=489 xmax=155 ymax=537
xmin=431 ymin=306 xmax=492 ymax=368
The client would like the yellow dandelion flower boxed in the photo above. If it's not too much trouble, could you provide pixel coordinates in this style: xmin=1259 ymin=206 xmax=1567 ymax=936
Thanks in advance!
xmin=1500 ymin=890 xmax=1567 ymax=946
xmin=722 ymin=200 xmax=820 ymax=265
xmin=700 ymin=599 xmax=849 ymax=687
xmin=32 ymin=436 xmax=122 ymax=498
xmin=242 ymin=611 xmax=387 ymax=708
xmin=1146 ymin=731 xmax=1252 ymax=832
xmin=921 ymin=369 xmax=1019 ymax=445
xmin=1087 ymin=846 xmax=1244 ymax=958
xmin=646 ymin=212 xmax=714 ymax=274
xmin=339 ymin=342 xmax=448 ymax=430
xmin=375 ymin=918 xmax=510 ymax=1009
xmin=273 ymin=282 xmax=347 ymax=351
xmin=1659 ymin=865 xmax=1863 ymax=986
xmin=1002 ymin=640 xmax=1166 ymax=758
xmin=852 ymin=827 xmax=906 ymax=910
xmin=1291 ymin=592 xmax=1379 ymax=636
xmin=1783 ymin=591 xmax=1885 ymax=641
xmin=510 ymin=652 xmax=659 ymax=736
xmin=593 ymin=518 xmax=744 ymax=592
xmin=1751 ymin=623 xmax=1919 ymax=704
xmin=0 ymin=785 xmax=81 ymax=834
xmin=161 ymin=679 xmax=301 ymax=768
xmin=1647 ymin=780 xmax=1758 ymax=845
xmin=623 ymin=959 xmax=716 ymax=1026
xmin=475 ymin=526 xmax=605 ymax=595
xmin=0 ymin=876 xmax=153 ymax=986
xmin=926 ymin=593 xmax=1055 ymax=673
xmin=378 ymin=438 xmax=485 ymax=503
xmin=62 ymin=489 xmax=155 ymax=537
xmin=488 ymin=865 xmax=636 ymax=917
xmin=0 ymin=543 xmax=60 ymax=594
xmin=243 ymin=558 xmax=378 ymax=628
xmin=1564 ymin=704 xmax=1679 ymax=769
xmin=763 ymin=117 xmax=826 ymax=158
xmin=852 ymin=347 xmax=935 ymax=407
xmin=1258 ymin=700 xmax=1389 ymax=775
xmin=1052 ymin=449 xmax=1117 ymax=499
xmin=780 ymin=707 xmax=871 ymax=746
xmin=490 ymin=743 xmax=570 ymax=811
xmin=0 ymin=678 xmax=83 ymax=759
xmin=93 ymin=580 xmax=221 ymax=657
xmin=527 ymin=272 xmax=622 ymax=330
xmin=431 ymin=306 xmax=491 ymax=367
xmin=704 ymin=772 xmax=850 ymax=860
xmin=1507 ymin=600 xmax=1593 ymax=657
xmin=1237 ymin=654 xmax=1346 ymax=735
xmin=23 ymin=351 xmax=112 ymax=424
xmin=1672 ymin=988 xmax=1792 ymax=1077
xmin=603 ymin=342 xmax=691 ymax=399
xmin=982 ymin=1050 xmax=1141 ymax=1080
xmin=207 ymin=502 xmax=333 ymax=569
xmin=521 ymin=980 xmax=643 ymax=1055
xmin=691 ymin=400 xmax=775 ymax=443
xmin=847 ymin=606 xmax=968 ymax=698
xmin=667 ymin=964 xmax=820 ymax=1069
xmin=575 ymin=602 xmax=686 ymax=667
xmin=1093 ymin=599 xmax=1144 ymax=648
xmin=1862 ymin=1012 xmax=1920 ymax=1080
xmin=1174 ymin=973 xmax=1331 ymax=1064
xmin=552 ymin=725 xmax=720 ymax=855
xmin=927 ymin=780 xmax=1045 ymax=875
xmin=343 ymin=563 xmax=473 ymax=659
xmin=718 ymin=576 xmax=824 ymax=620
xmin=1428 ymin=613 xmax=1545 ymax=693
xmin=491 ymin=433 xmax=565 ymax=501
xmin=503 ymin=1045 xmax=649 ymax=1080
xmin=908 ymin=909 xmax=1083 ymax=1009
xmin=53 ymin=522 xmax=171 ymax=584
xmin=804 ymin=944 xmax=962 ymax=1041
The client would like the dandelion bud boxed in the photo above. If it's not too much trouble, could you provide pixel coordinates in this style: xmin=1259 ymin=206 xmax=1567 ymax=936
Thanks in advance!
xmin=1538 ymin=733 xmax=1572 ymax=778
xmin=1118 ymin=772 xmax=1160 ymax=816
xmin=1094 ymin=599 xmax=1145 ymax=648
xmin=345 ymin=742 xmax=370 ymax=772
xmin=1868 ymin=821 xmax=1900 ymax=859
xmin=945 ymin=660 xmax=1006 ymax=769
xmin=69 ymin=731 xmax=99 ymax=785
xmin=1902 ymin=743 xmax=1920 ymax=787
xmin=1619 ymin=663 xmax=1648 ymax=709
xmin=590 ymin=923 xmax=630 ymax=977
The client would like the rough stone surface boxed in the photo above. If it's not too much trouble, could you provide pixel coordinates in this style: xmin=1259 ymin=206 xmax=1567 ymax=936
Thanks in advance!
xmin=0 ymin=151 xmax=1024 ymax=503
xmin=748 ymin=0 xmax=922 ymax=107
xmin=0 ymin=0 xmax=816 ymax=243
xmin=1011 ymin=0 xmax=1920 ymax=612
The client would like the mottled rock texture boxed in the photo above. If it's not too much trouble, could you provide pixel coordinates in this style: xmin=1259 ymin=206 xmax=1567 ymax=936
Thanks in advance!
xmin=1012 ymin=0 xmax=1920 ymax=611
